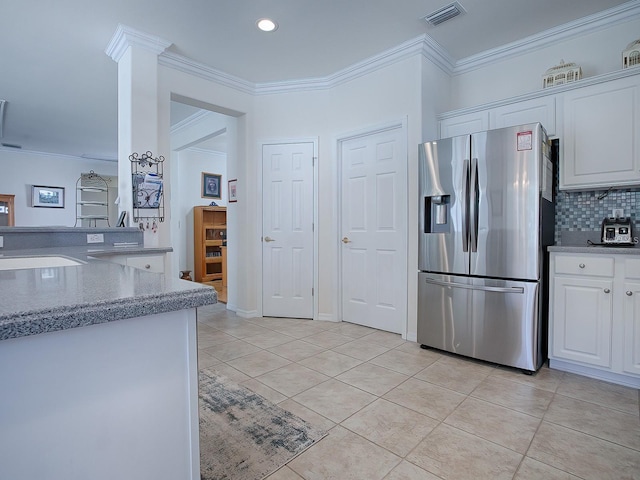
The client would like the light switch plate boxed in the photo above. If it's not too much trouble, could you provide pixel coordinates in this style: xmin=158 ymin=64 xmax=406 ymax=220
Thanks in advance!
xmin=613 ymin=208 xmax=624 ymax=218
xmin=87 ymin=233 xmax=104 ymax=244
xmin=0 ymin=236 xmax=3 ymax=248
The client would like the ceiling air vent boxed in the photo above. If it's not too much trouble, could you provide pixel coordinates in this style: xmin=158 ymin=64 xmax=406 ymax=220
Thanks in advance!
xmin=423 ymin=1 xmax=466 ymax=27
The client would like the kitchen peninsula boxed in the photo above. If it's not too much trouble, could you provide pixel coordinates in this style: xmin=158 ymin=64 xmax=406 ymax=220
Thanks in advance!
xmin=0 ymin=227 xmax=216 ymax=480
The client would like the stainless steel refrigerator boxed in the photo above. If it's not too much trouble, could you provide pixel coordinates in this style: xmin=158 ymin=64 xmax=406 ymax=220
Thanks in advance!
xmin=418 ymin=123 xmax=555 ymax=372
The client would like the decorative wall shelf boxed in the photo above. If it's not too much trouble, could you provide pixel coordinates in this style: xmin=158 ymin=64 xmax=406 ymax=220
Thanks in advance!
xmin=75 ymin=171 xmax=109 ymax=227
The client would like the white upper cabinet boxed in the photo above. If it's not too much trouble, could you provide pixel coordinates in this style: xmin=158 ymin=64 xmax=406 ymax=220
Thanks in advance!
xmin=438 ymin=70 xmax=640 ymax=191
xmin=439 ymin=111 xmax=489 ymax=138
xmin=560 ymin=75 xmax=640 ymax=190
xmin=490 ymin=96 xmax=557 ymax=137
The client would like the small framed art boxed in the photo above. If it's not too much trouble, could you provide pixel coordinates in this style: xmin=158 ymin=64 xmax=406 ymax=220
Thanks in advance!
xmin=32 ymin=185 xmax=65 ymax=208
xmin=202 ymin=172 xmax=222 ymax=199
xmin=228 ymin=179 xmax=237 ymax=203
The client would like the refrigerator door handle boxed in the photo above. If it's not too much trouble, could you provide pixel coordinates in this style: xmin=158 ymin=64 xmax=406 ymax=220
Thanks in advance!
xmin=462 ymin=158 xmax=470 ymax=253
xmin=470 ymin=158 xmax=479 ymax=253
xmin=423 ymin=277 xmax=524 ymax=294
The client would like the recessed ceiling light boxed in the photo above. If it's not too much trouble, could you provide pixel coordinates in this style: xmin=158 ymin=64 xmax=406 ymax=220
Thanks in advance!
xmin=256 ymin=18 xmax=278 ymax=32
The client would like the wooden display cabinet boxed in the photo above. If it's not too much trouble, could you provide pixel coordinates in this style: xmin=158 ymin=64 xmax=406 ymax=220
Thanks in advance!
xmin=193 ymin=206 xmax=227 ymax=301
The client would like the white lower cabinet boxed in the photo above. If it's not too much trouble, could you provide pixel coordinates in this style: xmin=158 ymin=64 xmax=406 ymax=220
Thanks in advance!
xmin=623 ymin=280 xmax=640 ymax=376
xmin=552 ymin=276 xmax=613 ymax=368
xmin=549 ymin=252 xmax=640 ymax=387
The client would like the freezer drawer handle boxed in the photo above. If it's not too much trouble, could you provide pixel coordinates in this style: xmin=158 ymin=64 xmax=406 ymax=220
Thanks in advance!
xmin=423 ymin=277 xmax=524 ymax=294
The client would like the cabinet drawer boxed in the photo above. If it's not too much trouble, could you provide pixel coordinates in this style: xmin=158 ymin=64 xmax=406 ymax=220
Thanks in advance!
xmin=554 ymin=255 xmax=614 ymax=277
xmin=126 ymin=255 xmax=164 ymax=273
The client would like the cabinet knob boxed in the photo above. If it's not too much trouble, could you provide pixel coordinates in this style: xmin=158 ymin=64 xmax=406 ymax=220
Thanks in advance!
xmin=627 ymin=291 xmax=633 ymax=296
xmin=579 ymin=263 xmax=585 ymax=269
xmin=144 ymin=264 xmax=151 ymax=269
xmin=604 ymin=288 xmax=610 ymax=293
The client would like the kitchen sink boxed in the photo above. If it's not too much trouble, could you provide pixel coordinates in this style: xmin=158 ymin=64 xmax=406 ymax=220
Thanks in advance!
xmin=0 ymin=255 xmax=84 ymax=270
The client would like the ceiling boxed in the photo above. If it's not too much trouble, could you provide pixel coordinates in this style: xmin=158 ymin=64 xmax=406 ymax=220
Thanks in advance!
xmin=0 ymin=0 xmax=633 ymax=160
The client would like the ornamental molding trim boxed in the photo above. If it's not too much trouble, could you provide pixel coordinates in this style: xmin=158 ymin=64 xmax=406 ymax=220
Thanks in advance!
xmin=105 ymin=24 xmax=172 ymax=62
xmin=107 ymin=2 xmax=640 ymax=95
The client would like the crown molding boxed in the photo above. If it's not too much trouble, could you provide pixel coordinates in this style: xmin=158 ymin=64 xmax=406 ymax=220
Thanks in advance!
xmin=255 ymin=35 xmax=441 ymax=95
xmin=0 ymin=145 xmax=117 ymax=162
xmin=122 ymin=1 xmax=640 ymax=95
xmin=421 ymin=35 xmax=456 ymax=75
xmin=159 ymin=51 xmax=256 ymax=95
xmin=453 ymin=1 xmax=640 ymax=75
xmin=105 ymin=24 xmax=172 ymax=62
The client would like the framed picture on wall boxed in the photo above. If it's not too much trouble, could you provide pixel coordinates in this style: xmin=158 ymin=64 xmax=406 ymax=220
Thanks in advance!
xmin=228 ymin=179 xmax=237 ymax=203
xmin=32 ymin=185 xmax=65 ymax=208
xmin=201 ymin=172 xmax=222 ymax=199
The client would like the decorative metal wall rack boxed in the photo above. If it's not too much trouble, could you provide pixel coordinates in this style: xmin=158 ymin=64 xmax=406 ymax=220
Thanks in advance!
xmin=130 ymin=151 xmax=164 ymax=229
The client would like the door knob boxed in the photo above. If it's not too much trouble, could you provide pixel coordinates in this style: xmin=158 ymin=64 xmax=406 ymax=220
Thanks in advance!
xmin=604 ymin=288 xmax=610 ymax=293
xmin=264 ymin=236 xmax=275 ymax=242
xmin=342 ymin=237 xmax=351 ymax=244
xmin=579 ymin=263 xmax=585 ymax=268
xmin=627 ymin=291 xmax=633 ymax=296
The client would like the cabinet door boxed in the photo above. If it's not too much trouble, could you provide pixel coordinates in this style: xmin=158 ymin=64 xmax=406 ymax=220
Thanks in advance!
xmin=623 ymin=280 xmax=640 ymax=375
xmin=552 ymin=276 xmax=613 ymax=367
xmin=490 ymin=97 xmax=556 ymax=137
xmin=560 ymin=75 xmax=640 ymax=190
xmin=439 ymin=111 xmax=489 ymax=138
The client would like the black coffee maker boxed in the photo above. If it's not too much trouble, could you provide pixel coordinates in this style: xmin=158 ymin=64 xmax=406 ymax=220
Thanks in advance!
xmin=601 ymin=216 xmax=634 ymax=245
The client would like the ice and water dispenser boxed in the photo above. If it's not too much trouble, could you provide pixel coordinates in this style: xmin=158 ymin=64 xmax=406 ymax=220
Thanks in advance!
xmin=424 ymin=194 xmax=450 ymax=233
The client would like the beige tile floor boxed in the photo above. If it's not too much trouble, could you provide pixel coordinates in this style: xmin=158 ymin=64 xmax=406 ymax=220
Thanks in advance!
xmin=196 ymin=304 xmax=640 ymax=480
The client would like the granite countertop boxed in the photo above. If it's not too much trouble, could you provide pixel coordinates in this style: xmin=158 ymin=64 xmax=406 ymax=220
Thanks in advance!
xmin=0 ymin=246 xmax=217 ymax=341
xmin=550 ymin=230 xmax=640 ymax=255
xmin=548 ymin=244 xmax=640 ymax=255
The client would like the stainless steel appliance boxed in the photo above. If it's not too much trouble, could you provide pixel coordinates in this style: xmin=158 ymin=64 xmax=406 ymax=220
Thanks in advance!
xmin=418 ymin=123 xmax=555 ymax=372
xmin=601 ymin=217 xmax=634 ymax=245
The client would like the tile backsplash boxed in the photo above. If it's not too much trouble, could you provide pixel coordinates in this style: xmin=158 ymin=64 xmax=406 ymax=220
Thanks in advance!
xmin=555 ymin=187 xmax=640 ymax=244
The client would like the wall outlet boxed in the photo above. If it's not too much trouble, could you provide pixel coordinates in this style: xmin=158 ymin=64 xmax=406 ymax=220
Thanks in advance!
xmin=87 ymin=233 xmax=104 ymax=244
xmin=612 ymin=208 xmax=624 ymax=218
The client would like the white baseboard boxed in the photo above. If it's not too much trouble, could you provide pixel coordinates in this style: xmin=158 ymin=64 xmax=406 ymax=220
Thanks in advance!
xmin=549 ymin=358 xmax=640 ymax=388
xmin=235 ymin=309 xmax=259 ymax=318
xmin=316 ymin=313 xmax=337 ymax=322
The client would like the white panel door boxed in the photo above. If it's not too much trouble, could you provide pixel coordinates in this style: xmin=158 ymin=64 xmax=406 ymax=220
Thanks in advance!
xmin=262 ymin=142 xmax=314 ymax=318
xmin=340 ymin=125 xmax=407 ymax=333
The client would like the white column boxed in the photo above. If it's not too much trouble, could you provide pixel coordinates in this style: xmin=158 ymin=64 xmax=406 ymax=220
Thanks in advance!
xmin=105 ymin=25 xmax=171 ymax=236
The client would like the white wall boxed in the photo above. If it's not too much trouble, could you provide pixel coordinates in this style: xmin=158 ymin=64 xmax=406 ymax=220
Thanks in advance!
xmin=175 ymin=149 xmax=227 ymax=274
xmin=0 ymin=149 xmax=117 ymax=227
xmin=253 ymin=55 xmax=430 ymax=336
xmin=449 ymin=17 xmax=640 ymax=110
xmin=158 ymin=66 xmax=254 ymax=314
